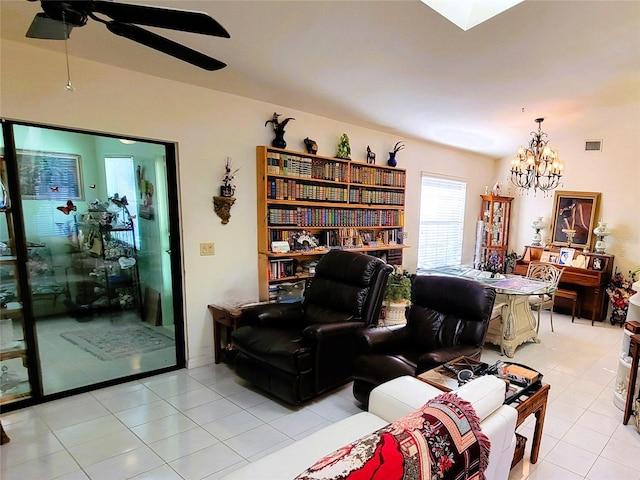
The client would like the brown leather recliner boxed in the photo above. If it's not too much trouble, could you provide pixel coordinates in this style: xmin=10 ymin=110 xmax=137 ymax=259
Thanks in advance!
xmin=352 ymin=274 xmax=496 ymax=406
xmin=231 ymin=250 xmax=392 ymax=405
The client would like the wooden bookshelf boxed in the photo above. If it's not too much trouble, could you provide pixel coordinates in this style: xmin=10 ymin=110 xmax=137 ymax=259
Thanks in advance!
xmin=256 ymin=146 xmax=407 ymax=301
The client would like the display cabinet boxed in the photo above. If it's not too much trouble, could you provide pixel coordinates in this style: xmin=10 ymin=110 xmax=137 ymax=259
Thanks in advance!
xmin=478 ymin=194 xmax=513 ymax=273
xmin=0 ymin=155 xmax=32 ymax=405
xmin=257 ymin=146 xmax=407 ymax=301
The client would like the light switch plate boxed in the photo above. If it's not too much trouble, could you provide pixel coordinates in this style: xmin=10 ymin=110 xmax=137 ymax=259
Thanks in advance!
xmin=200 ymin=242 xmax=215 ymax=256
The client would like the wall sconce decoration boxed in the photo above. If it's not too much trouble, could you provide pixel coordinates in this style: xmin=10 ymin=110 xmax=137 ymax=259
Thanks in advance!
xmin=213 ymin=196 xmax=235 ymax=225
xmin=214 ymin=156 xmax=238 ymax=224
xmin=220 ymin=156 xmax=239 ymax=198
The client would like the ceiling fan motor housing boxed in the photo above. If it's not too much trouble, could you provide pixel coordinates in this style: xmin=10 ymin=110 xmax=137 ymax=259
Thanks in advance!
xmin=41 ymin=1 xmax=88 ymax=27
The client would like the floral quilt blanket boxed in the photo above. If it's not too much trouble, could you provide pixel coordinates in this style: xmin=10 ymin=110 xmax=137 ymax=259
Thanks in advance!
xmin=294 ymin=392 xmax=490 ymax=480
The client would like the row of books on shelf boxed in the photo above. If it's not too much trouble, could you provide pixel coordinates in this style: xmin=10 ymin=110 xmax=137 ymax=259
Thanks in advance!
xmin=267 ymin=179 xmax=405 ymax=206
xmin=268 ymin=207 xmax=404 ymax=227
xmin=349 ymin=189 xmax=405 ymax=206
xmin=267 ymin=259 xmax=318 ymax=281
xmin=268 ymin=179 xmax=348 ymax=202
xmin=268 ymin=258 xmax=296 ymax=280
xmin=350 ymin=165 xmax=405 ymax=188
xmin=267 ymin=152 xmax=349 ymax=182
xmin=265 ymin=151 xmax=406 ymax=188
xmin=268 ymin=228 xmax=404 ymax=251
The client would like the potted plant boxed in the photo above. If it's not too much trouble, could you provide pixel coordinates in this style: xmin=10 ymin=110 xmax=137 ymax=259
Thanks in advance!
xmin=382 ymin=266 xmax=412 ymax=325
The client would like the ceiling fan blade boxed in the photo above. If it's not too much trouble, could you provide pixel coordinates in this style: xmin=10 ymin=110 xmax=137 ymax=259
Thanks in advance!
xmin=26 ymin=12 xmax=72 ymax=40
xmin=94 ymin=1 xmax=230 ymax=38
xmin=106 ymin=22 xmax=227 ymax=71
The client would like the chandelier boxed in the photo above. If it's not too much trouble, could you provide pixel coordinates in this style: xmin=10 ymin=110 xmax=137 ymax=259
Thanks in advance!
xmin=509 ymin=118 xmax=564 ymax=195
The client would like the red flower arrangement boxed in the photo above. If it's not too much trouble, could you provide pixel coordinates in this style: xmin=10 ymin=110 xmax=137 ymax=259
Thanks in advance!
xmin=606 ymin=271 xmax=637 ymax=324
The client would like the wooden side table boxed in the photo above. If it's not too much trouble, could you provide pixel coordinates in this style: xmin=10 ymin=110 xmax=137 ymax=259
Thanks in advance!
xmin=418 ymin=360 xmax=550 ymax=465
xmin=208 ymin=303 xmax=244 ymax=364
xmin=623 ymin=333 xmax=640 ymax=425
xmin=510 ymin=382 xmax=550 ymax=464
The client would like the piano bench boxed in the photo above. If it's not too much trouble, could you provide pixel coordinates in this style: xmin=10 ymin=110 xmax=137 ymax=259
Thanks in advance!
xmin=555 ymin=289 xmax=580 ymax=323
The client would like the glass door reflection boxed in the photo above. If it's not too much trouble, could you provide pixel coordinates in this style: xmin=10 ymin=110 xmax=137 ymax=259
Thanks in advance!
xmin=12 ymin=123 xmax=181 ymax=396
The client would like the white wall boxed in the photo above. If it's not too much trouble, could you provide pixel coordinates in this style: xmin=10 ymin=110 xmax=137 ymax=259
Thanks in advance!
xmin=497 ymin=109 xmax=640 ymax=277
xmin=1 ymin=41 xmax=498 ymax=367
xmin=4 ymin=41 xmax=638 ymax=368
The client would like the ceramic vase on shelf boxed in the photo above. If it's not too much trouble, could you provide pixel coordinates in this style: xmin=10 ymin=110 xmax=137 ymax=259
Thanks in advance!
xmin=593 ymin=221 xmax=610 ymax=253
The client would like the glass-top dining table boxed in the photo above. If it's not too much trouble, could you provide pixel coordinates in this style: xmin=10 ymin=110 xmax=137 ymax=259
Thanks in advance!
xmin=418 ymin=266 xmax=555 ymax=357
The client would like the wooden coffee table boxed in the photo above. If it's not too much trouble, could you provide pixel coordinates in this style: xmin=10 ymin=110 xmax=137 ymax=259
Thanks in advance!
xmin=418 ymin=359 xmax=550 ymax=465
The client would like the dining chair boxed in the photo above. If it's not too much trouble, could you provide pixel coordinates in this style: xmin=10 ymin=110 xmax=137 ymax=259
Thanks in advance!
xmin=526 ymin=262 xmax=564 ymax=332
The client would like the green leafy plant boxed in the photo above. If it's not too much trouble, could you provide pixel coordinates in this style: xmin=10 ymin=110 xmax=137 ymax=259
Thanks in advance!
xmin=335 ymin=133 xmax=351 ymax=160
xmin=384 ymin=266 xmax=412 ymax=304
xmin=630 ymin=265 xmax=640 ymax=282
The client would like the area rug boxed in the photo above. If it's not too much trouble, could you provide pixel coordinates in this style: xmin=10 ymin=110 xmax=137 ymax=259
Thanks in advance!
xmin=60 ymin=323 xmax=175 ymax=361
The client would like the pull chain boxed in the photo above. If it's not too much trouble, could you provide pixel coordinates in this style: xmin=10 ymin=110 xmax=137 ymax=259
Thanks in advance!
xmin=62 ymin=12 xmax=74 ymax=91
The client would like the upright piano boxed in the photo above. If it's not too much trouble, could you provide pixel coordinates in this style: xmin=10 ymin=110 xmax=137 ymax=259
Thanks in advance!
xmin=514 ymin=245 xmax=614 ymax=323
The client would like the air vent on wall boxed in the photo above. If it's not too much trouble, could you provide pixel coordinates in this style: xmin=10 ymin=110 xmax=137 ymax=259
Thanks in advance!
xmin=585 ymin=140 xmax=603 ymax=151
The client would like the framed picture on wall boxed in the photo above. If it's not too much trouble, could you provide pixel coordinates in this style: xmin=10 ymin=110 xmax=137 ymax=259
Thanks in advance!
xmin=17 ymin=150 xmax=84 ymax=200
xmin=549 ymin=191 xmax=600 ymax=250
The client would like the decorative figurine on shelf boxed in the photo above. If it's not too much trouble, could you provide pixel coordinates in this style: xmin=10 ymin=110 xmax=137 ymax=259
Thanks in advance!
xmin=492 ymin=181 xmax=502 ymax=196
xmin=220 ymin=156 xmax=239 ymax=198
xmin=304 ymin=137 xmax=318 ymax=155
xmin=387 ymin=142 xmax=405 ymax=167
xmin=336 ymin=133 xmax=351 ymax=160
xmin=366 ymin=146 xmax=376 ymax=164
xmin=265 ymin=112 xmax=295 ymax=149
xmin=531 ymin=216 xmax=545 ymax=246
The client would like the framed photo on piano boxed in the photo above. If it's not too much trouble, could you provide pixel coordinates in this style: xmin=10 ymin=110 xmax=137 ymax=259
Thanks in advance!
xmin=591 ymin=256 xmax=605 ymax=271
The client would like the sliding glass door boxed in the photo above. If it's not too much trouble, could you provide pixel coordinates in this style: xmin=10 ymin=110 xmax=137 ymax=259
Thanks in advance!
xmin=1 ymin=120 xmax=184 ymax=402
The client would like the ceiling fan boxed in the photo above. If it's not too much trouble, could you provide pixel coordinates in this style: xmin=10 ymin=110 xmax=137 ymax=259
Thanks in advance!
xmin=25 ymin=0 xmax=230 ymax=70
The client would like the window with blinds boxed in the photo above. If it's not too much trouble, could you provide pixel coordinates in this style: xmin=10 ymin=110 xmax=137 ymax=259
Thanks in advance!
xmin=417 ymin=174 xmax=466 ymax=270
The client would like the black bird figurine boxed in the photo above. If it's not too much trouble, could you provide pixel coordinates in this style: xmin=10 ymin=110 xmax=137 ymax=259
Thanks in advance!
xmin=265 ymin=112 xmax=295 ymax=149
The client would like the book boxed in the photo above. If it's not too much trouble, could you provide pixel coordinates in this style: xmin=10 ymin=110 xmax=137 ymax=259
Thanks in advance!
xmin=501 ymin=364 xmax=541 ymax=386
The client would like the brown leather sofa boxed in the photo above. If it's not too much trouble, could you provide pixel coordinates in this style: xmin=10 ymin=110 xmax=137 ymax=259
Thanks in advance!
xmin=352 ymin=274 xmax=496 ymax=405
xmin=231 ymin=250 xmax=392 ymax=405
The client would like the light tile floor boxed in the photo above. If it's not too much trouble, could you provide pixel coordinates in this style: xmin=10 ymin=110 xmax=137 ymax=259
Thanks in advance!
xmin=1 ymin=312 xmax=639 ymax=480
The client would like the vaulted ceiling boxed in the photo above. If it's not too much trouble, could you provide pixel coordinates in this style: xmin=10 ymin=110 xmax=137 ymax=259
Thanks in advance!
xmin=1 ymin=0 xmax=639 ymax=158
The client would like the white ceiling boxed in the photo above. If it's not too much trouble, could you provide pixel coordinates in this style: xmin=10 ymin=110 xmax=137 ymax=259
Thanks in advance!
xmin=1 ymin=0 xmax=639 ymax=159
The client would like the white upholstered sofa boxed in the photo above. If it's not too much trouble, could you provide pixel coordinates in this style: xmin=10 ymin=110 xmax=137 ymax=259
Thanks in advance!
xmin=222 ymin=375 xmax=518 ymax=480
